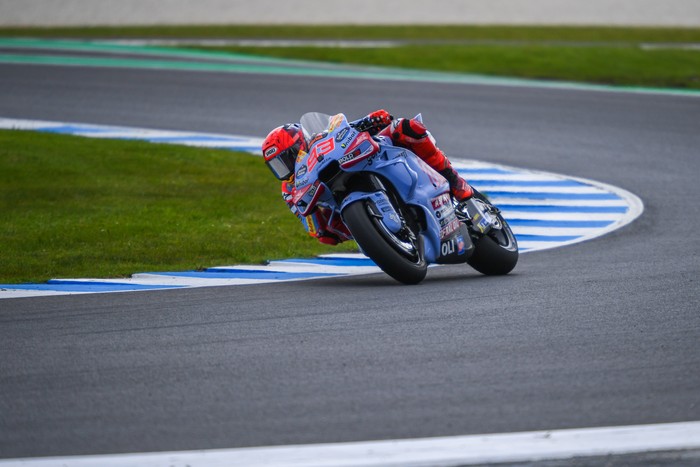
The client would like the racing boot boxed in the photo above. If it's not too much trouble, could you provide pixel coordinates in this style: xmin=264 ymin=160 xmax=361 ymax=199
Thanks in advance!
xmin=438 ymin=162 xmax=474 ymax=202
xmin=312 ymin=207 xmax=353 ymax=245
xmin=383 ymin=117 xmax=474 ymax=201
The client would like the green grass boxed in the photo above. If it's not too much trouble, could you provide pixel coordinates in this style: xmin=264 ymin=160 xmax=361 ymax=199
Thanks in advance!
xmin=2 ymin=24 xmax=697 ymax=89
xmin=209 ymin=44 xmax=700 ymax=90
xmin=0 ymin=130 xmax=356 ymax=283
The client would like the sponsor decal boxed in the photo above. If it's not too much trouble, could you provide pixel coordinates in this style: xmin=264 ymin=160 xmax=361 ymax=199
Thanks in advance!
xmin=431 ymin=193 xmax=451 ymax=210
xmin=432 ymin=193 xmax=458 ymax=233
xmin=339 ymin=153 xmax=355 ymax=166
xmin=441 ymin=238 xmax=456 ymax=257
xmin=264 ymin=146 xmax=278 ymax=159
xmin=309 ymin=133 xmax=327 ymax=147
xmin=440 ymin=218 xmax=461 ymax=238
xmin=307 ymin=184 xmax=318 ymax=199
xmin=296 ymin=165 xmax=308 ymax=179
xmin=339 ymin=133 xmax=379 ymax=168
xmin=340 ymin=150 xmax=375 ymax=167
xmin=456 ymin=235 xmax=466 ymax=255
xmin=471 ymin=212 xmax=493 ymax=234
xmin=328 ymin=114 xmax=344 ymax=131
xmin=335 ymin=127 xmax=349 ymax=142
xmin=305 ymin=214 xmax=318 ymax=235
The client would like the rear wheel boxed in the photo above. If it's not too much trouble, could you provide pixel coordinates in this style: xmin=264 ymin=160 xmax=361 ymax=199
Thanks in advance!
xmin=466 ymin=191 xmax=519 ymax=275
xmin=342 ymin=198 xmax=427 ymax=285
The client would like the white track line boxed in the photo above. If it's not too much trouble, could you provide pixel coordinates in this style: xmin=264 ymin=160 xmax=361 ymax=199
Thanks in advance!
xmin=2 ymin=421 xmax=698 ymax=467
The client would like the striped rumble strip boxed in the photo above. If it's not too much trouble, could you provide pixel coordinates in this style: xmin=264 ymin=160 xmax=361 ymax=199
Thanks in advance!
xmin=0 ymin=119 xmax=642 ymax=298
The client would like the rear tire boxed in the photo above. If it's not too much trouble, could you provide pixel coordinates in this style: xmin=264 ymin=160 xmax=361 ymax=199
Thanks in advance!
xmin=467 ymin=191 xmax=519 ymax=275
xmin=467 ymin=233 xmax=518 ymax=275
xmin=342 ymin=199 xmax=427 ymax=285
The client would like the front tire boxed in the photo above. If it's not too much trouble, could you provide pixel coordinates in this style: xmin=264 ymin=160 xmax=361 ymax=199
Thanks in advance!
xmin=342 ymin=199 xmax=427 ymax=285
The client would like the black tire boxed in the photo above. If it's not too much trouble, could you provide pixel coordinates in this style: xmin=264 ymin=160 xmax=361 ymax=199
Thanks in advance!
xmin=467 ymin=192 xmax=519 ymax=276
xmin=342 ymin=199 xmax=427 ymax=285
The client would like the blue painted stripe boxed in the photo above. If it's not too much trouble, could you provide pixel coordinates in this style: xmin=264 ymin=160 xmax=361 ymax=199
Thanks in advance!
xmin=187 ymin=144 xmax=263 ymax=152
xmin=144 ymin=136 xmax=248 ymax=143
xmin=277 ymin=257 xmax=378 ymax=267
xmin=458 ymin=168 xmax=516 ymax=175
xmin=2 ymin=281 xmax=183 ymax=292
xmin=500 ymin=205 xmax=628 ymax=213
xmin=90 ymin=135 xmax=172 ymax=141
xmin=38 ymin=133 xmax=261 ymax=152
xmin=38 ymin=125 xmax=112 ymax=134
xmin=508 ymin=219 xmax=614 ymax=228
xmin=488 ymin=191 xmax=621 ymax=200
xmin=515 ymin=234 xmax=582 ymax=242
xmin=153 ymin=270 xmax=340 ymax=280
xmin=225 ymin=145 xmax=264 ymax=152
xmin=32 ymin=126 xmax=262 ymax=146
xmin=161 ymin=135 xmax=260 ymax=143
xmin=470 ymin=180 xmax=587 ymax=187
xmin=50 ymin=126 xmax=117 ymax=134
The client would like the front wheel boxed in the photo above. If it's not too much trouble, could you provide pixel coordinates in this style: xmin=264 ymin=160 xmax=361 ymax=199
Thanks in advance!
xmin=342 ymin=199 xmax=427 ymax=285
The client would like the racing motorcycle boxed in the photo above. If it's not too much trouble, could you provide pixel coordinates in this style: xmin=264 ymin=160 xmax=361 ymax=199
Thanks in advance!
xmin=292 ymin=112 xmax=518 ymax=285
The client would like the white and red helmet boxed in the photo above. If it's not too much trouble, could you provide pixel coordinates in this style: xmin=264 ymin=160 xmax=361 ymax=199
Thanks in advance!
xmin=262 ymin=123 xmax=306 ymax=180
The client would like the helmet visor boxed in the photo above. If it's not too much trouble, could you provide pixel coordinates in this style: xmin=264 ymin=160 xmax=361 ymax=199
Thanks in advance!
xmin=265 ymin=143 xmax=298 ymax=180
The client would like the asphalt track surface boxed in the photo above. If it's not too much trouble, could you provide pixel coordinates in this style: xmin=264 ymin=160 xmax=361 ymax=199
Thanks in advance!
xmin=1 ymin=60 xmax=699 ymax=460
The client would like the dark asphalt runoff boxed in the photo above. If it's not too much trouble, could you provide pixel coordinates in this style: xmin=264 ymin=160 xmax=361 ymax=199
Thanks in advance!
xmin=0 ymin=62 xmax=699 ymax=459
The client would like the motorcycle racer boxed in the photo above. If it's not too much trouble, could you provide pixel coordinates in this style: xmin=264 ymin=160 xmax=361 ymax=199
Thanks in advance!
xmin=262 ymin=110 xmax=474 ymax=245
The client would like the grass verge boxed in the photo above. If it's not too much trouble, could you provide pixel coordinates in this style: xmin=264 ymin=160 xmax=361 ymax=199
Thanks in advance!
xmin=2 ymin=25 xmax=698 ymax=89
xmin=200 ymin=44 xmax=700 ymax=90
xmin=0 ymin=130 xmax=356 ymax=283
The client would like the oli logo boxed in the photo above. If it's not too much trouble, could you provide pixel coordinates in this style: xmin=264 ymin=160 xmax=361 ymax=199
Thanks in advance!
xmin=441 ymin=235 xmax=466 ymax=257
xmin=441 ymin=239 xmax=456 ymax=256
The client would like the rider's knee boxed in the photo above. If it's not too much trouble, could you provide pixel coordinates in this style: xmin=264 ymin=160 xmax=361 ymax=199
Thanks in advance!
xmin=392 ymin=117 xmax=428 ymax=142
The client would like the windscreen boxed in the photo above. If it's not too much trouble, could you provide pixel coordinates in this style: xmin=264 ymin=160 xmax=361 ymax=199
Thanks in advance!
xmin=299 ymin=112 xmax=332 ymax=143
